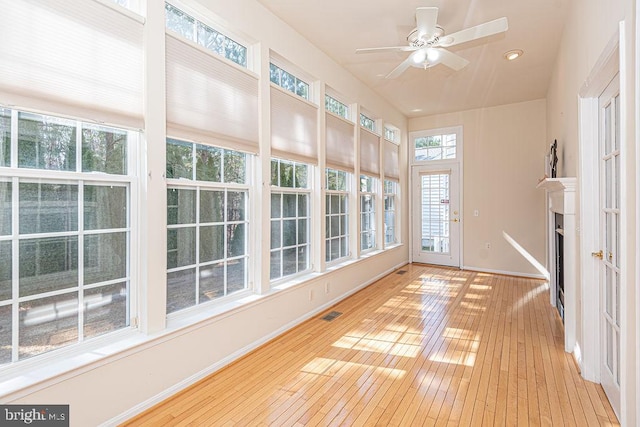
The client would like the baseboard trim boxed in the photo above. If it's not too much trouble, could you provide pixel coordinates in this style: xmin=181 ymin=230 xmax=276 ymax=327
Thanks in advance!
xmin=462 ymin=265 xmax=547 ymax=280
xmin=104 ymin=261 xmax=407 ymax=426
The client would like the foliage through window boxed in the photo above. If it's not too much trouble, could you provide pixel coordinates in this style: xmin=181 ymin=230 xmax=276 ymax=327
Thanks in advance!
xmin=360 ymin=113 xmax=375 ymax=132
xmin=165 ymin=3 xmax=247 ymax=67
xmin=414 ymin=133 xmax=457 ymax=161
xmin=360 ymin=175 xmax=377 ymax=251
xmin=270 ymin=63 xmax=310 ymax=100
xmin=325 ymin=169 xmax=350 ymax=263
xmin=384 ymin=180 xmax=398 ymax=246
xmin=270 ymin=159 xmax=311 ymax=281
xmin=0 ymin=108 xmax=134 ymax=366
xmin=165 ymin=139 xmax=249 ymax=314
xmin=325 ymin=95 xmax=349 ymax=120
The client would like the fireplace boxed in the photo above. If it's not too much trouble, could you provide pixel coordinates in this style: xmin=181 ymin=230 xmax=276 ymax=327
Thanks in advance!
xmin=537 ymin=177 xmax=576 ymax=352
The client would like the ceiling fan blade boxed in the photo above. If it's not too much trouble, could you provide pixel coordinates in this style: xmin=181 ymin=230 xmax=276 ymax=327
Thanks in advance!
xmin=416 ymin=7 xmax=439 ymax=39
xmin=356 ymin=46 xmax=417 ymax=54
xmin=438 ymin=17 xmax=508 ymax=47
xmin=385 ymin=57 xmax=413 ymax=79
xmin=434 ymin=48 xmax=470 ymax=71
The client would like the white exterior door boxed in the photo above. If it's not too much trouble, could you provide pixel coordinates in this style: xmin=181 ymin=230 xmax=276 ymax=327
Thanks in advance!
xmin=411 ymin=164 xmax=461 ymax=266
xmin=597 ymin=74 xmax=621 ymax=417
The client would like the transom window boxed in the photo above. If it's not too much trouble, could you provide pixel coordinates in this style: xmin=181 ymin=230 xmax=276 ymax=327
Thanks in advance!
xmin=165 ymin=139 xmax=249 ymax=314
xmin=325 ymin=169 xmax=350 ymax=263
xmin=360 ymin=113 xmax=376 ymax=132
xmin=384 ymin=127 xmax=396 ymax=142
xmin=414 ymin=132 xmax=457 ymax=162
xmin=270 ymin=159 xmax=311 ymax=281
xmin=165 ymin=3 xmax=247 ymax=67
xmin=325 ymin=95 xmax=349 ymax=120
xmin=384 ymin=180 xmax=398 ymax=245
xmin=360 ymin=175 xmax=377 ymax=251
xmin=0 ymin=108 xmax=135 ymax=366
xmin=269 ymin=63 xmax=310 ymax=100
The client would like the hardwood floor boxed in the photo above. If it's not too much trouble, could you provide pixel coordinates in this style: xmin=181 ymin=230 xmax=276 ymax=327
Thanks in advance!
xmin=123 ymin=264 xmax=620 ymax=426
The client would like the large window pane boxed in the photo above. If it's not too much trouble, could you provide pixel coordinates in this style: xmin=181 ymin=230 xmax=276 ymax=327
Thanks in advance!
xmin=0 ymin=305 xmax=10 ymax=364
xmin=200 ymin=225 xmax=224 ymax=263
xmin=83 ymin=282 xmax=127 ymax=339
xmin=227 ymin=223 xmax=245 ymax=257
xmin=166 ymin=139 xmax=193 ymax=180
xmin=166 ymin=268 xmax=196 ymax=314
xmin=199 ymin=264 xmax=224 ymax=302
xmin=196 ymin=144 xmax=222 ymax=182
xmin=0 ymin=241 xmax=11 ymax=301
xmin=84 ymin=233 xmax=127 ymax=285
xmin=167 ymin=188 xmax=196 ymax=225
xmin=0 ymin=181 xmax=10 ymax=235
xmin=82 ymin=125 xmax=127 ymax=175
xmin=224 ymin=150 xmax=246 ymax=184
xmin=167 ymin=228 xmax=196 ymax=269
xmin=227 ymin=259 xmax=245 ymax=294
xmin=84 ymin=185 xmax=127 ymax=230
xmin=18 ymin=113 xmax=77 ymax=171
xmin=19 ymin=183 xmax=78 ymax=234
xmin=200 ymin=190 xmax=224 ymax=223
xmin=0 ymin=108 xmax=10 ymax=167
xmin=227 ymin=191 xmax=245 ymax=221
xmin=19 ymin=293 xmax=79 ymax=360
xmin=19 ymin=236 xmax=78 ymax=297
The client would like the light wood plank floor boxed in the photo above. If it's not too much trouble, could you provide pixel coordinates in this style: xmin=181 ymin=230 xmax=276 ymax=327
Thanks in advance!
xmin=123 ymin=264 xmax=620 ymax=426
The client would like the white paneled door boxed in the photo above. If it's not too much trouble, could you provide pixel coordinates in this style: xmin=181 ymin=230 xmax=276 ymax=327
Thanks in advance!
xmin=412 ymin=164 xmax=460 ymax=267
xmin=596 ymin=74 xmax=621 ymax=418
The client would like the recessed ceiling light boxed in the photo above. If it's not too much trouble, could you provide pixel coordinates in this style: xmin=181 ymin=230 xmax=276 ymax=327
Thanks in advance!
xmin=504 ymin=49 xmax=523 ymax=61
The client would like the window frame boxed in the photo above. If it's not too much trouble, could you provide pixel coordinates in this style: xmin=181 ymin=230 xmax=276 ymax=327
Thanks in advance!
xmin=411 ymin=126 xmax=463 ymax=165
xmin=0 ymin=107 xmax=139 ymax=367
xmin=360 ymin=113 xmax=376 ymax=133
xmin=269 ymin=158 xmax=312 ymax=283
xmin=359 ymin=174 xmax=377 ymax=253
xmin=384 ymin=179 xmax=399 ymax=247
xmin=165 ymin=138 xmax=251 ymax=316
xmin=269 ymin=62 xmax=311 ymax=101
xmin=325 ymin=94 xmax=350 ymax=120
xmin=325 ymin=168 xmax=351 ymax=264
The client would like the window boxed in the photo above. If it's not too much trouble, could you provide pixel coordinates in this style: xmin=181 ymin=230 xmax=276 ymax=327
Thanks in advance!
xmin=360 ymin=175 xmax=377 ymax=251
xmin=325 ymin=95 xmax=349 ymax=120
xmin=360 ymin=113 xmax=375 ymax=132
xmin=0 ymin=108 xmax=135 ymax=366
xmin=384 ymin=127 xmax=396 ymax=142
xmin=414 ymin=133 xmax=457 ymax=161
xmin=165 ymin=139 xmax=249 ymax=314
xmin=270 ymin=159 xmax=311 ymax=281
xmin=270 ymin=63 xmax=310 ymax=100
xmin=384 ymin=180 xmax=398 ymax=245
xmin=165 ymin=3 xmax=247 ymax=67
xmin=325 ymin=169 xmax=350 ymax=263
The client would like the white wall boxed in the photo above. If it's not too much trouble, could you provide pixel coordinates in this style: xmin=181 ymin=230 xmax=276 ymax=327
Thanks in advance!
xmin=3 ymin=0 xmax=410 ymax=425
xmin=546 ymin=0 xmax=637 ymax=424
xmin=409 ymin=99 xmax=548 ymax=278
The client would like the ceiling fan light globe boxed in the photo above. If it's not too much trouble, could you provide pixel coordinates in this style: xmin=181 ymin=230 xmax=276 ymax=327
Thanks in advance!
xmin=427 ymin=48 xmax=440 ymax=62
xmin=412 ymin=50 xmax=427 ymax=64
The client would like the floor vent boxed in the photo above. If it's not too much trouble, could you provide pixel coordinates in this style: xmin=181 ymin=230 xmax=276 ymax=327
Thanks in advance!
xmin=321 ymin=311 xmax=342 ymax=321
xmin=396 ymin=270 xmax=408 ymax=275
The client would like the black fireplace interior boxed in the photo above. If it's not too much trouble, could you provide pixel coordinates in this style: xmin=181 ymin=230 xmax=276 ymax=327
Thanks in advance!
xmin=555 ymin=213 xmax=564 ymax=322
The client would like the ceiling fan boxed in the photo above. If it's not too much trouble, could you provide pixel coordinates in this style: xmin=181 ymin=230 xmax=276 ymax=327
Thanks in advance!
xmin=356 ymin=7 xmax=508 ymax=78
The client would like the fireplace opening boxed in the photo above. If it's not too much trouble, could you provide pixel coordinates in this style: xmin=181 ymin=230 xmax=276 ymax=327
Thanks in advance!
xmin=555 ymin=213 xmax=564 ymax=322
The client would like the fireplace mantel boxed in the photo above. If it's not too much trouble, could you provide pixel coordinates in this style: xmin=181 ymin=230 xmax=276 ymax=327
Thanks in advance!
xmin=537 ymin=177 xmax=577 ymax=353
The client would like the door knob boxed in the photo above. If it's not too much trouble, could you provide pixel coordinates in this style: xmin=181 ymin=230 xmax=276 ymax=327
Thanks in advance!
xmin=451 ymin=218 xmax=459 ymax=223
xmin=591 ymin=250 xmax=603 ymax=259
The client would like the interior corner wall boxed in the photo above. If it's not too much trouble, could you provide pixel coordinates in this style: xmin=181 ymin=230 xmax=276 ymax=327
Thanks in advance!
xmin=408 ymin=99 xmax=547 ymax=277
xmin=545 ymin=0 xmax=637 ymax=424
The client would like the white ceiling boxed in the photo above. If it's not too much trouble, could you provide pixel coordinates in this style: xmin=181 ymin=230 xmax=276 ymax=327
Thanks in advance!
xmin=256 ymin=0 xmax=571 ymax=118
